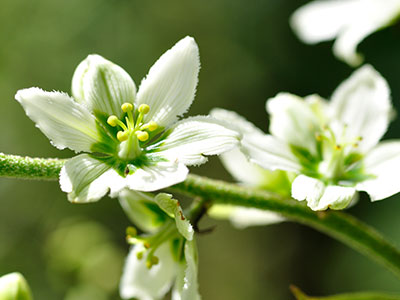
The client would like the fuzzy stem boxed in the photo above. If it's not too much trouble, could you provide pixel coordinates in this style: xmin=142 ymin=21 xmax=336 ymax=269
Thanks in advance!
xmin=1 ymin=153 xmax=400 ymax=280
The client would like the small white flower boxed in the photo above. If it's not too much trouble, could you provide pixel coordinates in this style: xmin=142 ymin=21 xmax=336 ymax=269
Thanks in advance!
xmin=290 ymin=0 xmax=400 ymax=66
xmin=0 ymin=272 xmax=33 ymax=300
xmin=15 ymin=37 xmax=240 ymax=203
xmin=219 ymin=65 xmax=400 ymax=211
xmin=119 ymin=191 xmax=200 ymax=300
xmin=209 ymin=108 xmax=293 ymax=228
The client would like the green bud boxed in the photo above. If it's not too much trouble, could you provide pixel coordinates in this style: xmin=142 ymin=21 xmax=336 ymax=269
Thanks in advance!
xmin=0 ymin=272 xmax=33 ymax=300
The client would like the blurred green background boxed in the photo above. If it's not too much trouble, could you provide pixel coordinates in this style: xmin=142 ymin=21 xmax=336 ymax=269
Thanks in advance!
xmin=1 ymin=0 xmax=400 ymax=299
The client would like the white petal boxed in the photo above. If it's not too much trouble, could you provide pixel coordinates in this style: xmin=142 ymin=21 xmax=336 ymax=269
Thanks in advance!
xmin=172 ymin=240 xmax=201 ymax=300
xmin=291 ymin=175 xmax=325 ymax=210
xmin=291 ymin=0 xmax=400 ymax=66
xmin=154 ymin=193 xmax=194 ymax=241
xmin=72 ymin=54 xmax=137 ymax=117
xmin=122 ymin=161 xmax=189 ymax=192
xmin=243 ymin=134 xmax=302 ymax=173
xmin=208 ymin=205 xmax=284 ymax=229
xmin=153 ymin=116 xmax=241 ymax=166
xmin=210 ymin=108 xmax=267 ymax=137
xmin=15 ymin=88 xmax=101 ymax=152
xmin=120 ymin=243 xmax=176 ymax=300
xmin=316 ymin=185 xmax=356 ymax=211
xmin=290 ymin=0 xmax=360 ymax=44
xmin=136 ymin=36 xmax=200 ymax=128
xmin=356 ymin=141 xmax=400 ymax=201
xmin=266 ymin=93 xmax=321 ymax=156
xmin=332 ymin=0 xmax=400 ymax=66
xmin=118 ymin=190 xmax=167 ymax=232
xmin=331 ymin=65 xmax=392 ymax=152
xmin=292 ymin=175 xmax=356 ymax=211
xmin=60 ymin=154 xmax=117 ymax=203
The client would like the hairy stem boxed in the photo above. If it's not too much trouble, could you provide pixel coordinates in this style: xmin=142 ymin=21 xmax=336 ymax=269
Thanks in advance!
xmin=1 ymin=153 xmax=400 ymax=280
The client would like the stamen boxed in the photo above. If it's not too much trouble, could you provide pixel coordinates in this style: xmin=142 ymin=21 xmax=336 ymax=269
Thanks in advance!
xmin=136 ymin=251 xmax=144 ymax=260
xmin=146 ymin=255 xmax=159 ymax=269
xmin=117 ymin=131 xmax=129 ymax=142
xmin=335 ymin=145 xmax=342 ymax=150
xmin=141 ymin=121 xmax=158 ymax=132
xmin=126 ymin=226 xmax=137 ymax=237
xmin=138 ymin=104 xmax=150 ymax=114
xmin=136 ymin=131 xmax=149 ymax=142
xmin=107 ymin=115 xmax=119 ymax=127
xmin=121 ymin=103 xmax=133 ymax=112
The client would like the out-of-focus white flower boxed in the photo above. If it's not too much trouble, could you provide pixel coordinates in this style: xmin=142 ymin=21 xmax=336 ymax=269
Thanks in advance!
xmin=291 ymin=0 xmax=400 ymax=66
xmin=15 ymin=37 xmax=240 ymax=203
xmin=119 ymin=191 xmax=200 ymax=300
xmin=221 ymin=65 xmax=400 ymax=211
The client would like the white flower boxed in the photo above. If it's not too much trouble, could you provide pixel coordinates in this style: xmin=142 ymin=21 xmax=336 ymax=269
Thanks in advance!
xmin=209 ymin=108 xmax=294 ymax=228
xmin=220 ymin=65 xmax=400 ymax=211
xmin=119 ymin=191 xmax=200 ymax=300
xmin=0 ymin=272 xmax=33 ymax=300
xmin=290 ymin=0 xmax=400 ymax=66
xmin=15 ymin=37 xmax=240 ymax=203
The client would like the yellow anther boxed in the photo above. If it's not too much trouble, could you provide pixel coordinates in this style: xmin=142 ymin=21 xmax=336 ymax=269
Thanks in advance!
xmin=136 ymin=251 xmax=144 ymax=260
xmin=117 ymin=131 xmax=129 ymax=142
xmin=107 ymin=115 xmax=119 ymax=127
xmin=147 ymin=121 xmax=158 ymax=131
xmin=126 ymin=226 xmax=137 ymax=237
xmin=136 ymin=131 xmax=149 ymax=142
xmin=335 ymin=144 xmax=342 ymax=150
xmin=121 ymin=102 xmax=133 ymax=112
xmin=138 ymin=104 xmax=150 ymax=114
xmin=151 ymin=256 xmax=159 ymax=265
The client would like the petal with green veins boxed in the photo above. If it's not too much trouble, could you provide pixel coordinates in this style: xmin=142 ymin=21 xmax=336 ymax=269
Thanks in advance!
xmin=123 ymin=161 xmax=189 ymax=192
xmin=356 ymin=141 xmax=400 ymax=201
xmin=154 ymin=193 xmax=194 ymax=241
xmin=15 ymin=88 xmax=101 ymax=153
xmin=60 ymin=154 xmax=122 ymax=203
xmin=136 ymin=36 xmax=200 ymax=128
xmin=316 ymin=185 xmax=356 ymax=211
xmin=120 ymin=243 xmax=176 ymax=300
xmin=153 ymin=116 xmax=241 ymax=166
xmin=72 ymin=54 xmax=137 ymax=118
xmin=331 ymin=65 xmax=391 ymax=152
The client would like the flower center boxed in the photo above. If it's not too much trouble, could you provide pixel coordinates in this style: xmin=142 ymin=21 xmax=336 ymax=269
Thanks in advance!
xmin=107 ymin=103 xmax=158 ymax=160
xmin=315 ymin=124 xmax=363 ymax=183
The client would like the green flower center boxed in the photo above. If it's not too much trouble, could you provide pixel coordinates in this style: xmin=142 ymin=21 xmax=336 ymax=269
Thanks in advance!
xmin=106 ymin=103 xmax=158 ymax=160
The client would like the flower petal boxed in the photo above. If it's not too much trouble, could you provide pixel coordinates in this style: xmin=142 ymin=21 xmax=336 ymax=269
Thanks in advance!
xmin=123 ymin=161 xmax=189 ymax=192
xmin=118 ymin=190 xmax=168 ymax=232
xmin=290 ymin=0 xmax=358 ymax=44
xmin=209 ymin=205 xmax=284 ymax=229
xmin=330 ymin=65 xmax=392 ymax=152
xmin=72 ymin=54 xmax=137 ymax=118
xmin=356 ymin=141 xmax=400 ymax=201
xmin=292 ymin=175 xmax=356 ymax=211
xmin=291 ymin=175 xmax=325 ymax=210
xmin=266 ymin=93 xmax=321 ymax=156
xmin=243 ymin=134 xmax=302 ymax=173
xmin=120 ymin=243 xmax=176 ymax=300
xmin=172 ymin=240 xmax=201 ymax=300
xmin=154 ymin=193 xmax=194 ymax=241
xmin=332 ymin=1 xmax=400 ymax=66
xmin=60 ymin=154 xmax=118 ymax=203
xmin=15 ymin=88 xmax=101 ymax=152
xmin=153 ymin=116 xmax=241 ymax=166
xmin=136 ymin=36 xmax=200 ymax=128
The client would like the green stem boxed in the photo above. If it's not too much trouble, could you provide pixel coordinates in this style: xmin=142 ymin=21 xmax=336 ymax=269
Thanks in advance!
xmin=1 ymin=153 xmax=400 ymax=280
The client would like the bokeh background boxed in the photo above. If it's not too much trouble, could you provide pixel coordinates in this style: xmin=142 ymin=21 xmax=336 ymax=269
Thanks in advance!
xmin=1 ymin=0 xmax=400 ymax=299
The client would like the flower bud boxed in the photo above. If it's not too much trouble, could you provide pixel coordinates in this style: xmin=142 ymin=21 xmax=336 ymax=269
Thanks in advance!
xmin=0 ymin=272 xmax=33 ymax=300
